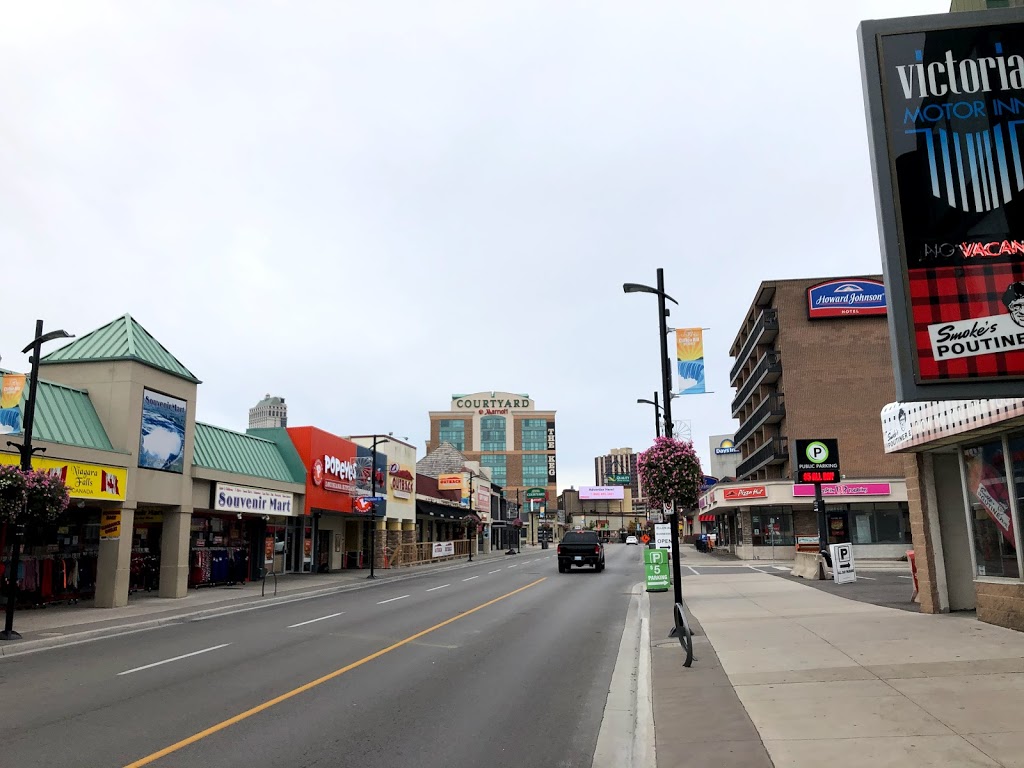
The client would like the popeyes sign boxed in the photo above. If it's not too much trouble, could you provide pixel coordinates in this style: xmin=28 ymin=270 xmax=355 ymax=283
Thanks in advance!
xmin=287 ymin=426 xmax=361 ymax=514
xmin=723 ymin=486 xmax=767 ymax=501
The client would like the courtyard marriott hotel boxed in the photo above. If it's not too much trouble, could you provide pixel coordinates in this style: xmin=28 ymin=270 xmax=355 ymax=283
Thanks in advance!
xmin=427 ymin=392 xmax=557 ymax=512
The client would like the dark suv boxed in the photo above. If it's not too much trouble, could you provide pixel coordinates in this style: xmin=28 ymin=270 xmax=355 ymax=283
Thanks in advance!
xmin=557 ymin=531 xmax=605 ymax=573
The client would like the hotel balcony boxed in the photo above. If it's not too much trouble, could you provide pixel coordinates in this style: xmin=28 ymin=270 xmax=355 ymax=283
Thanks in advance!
xmin=735 ymin=436 xmax=788 ymax=480
xmin=729 ymin=308 xmax=778 ymax=385
xmin=734 ymin=393 xmax=785 ymax=447
xmin=731 ymin=351 xmax=782 ymax=418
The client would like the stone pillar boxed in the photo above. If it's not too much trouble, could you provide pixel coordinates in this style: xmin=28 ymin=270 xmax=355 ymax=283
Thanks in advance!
xmin=402 ymin=520 xmax=416 ymax=545
xmin=160 ymin=506 xmax=192 ymax=599
xmin=386 ymin=520 xmax=402 ymax=567
xmin=375 ymin=519 xmax=387 ymax=569
xmin=906 ymin=453 xmax=942 ymax=613
xmin=95 ymin=506 xmax=134 ymax=608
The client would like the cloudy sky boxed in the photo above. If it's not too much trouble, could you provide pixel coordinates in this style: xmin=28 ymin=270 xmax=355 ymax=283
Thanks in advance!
xmin=0 ymin=0 xmax=947 ymax=489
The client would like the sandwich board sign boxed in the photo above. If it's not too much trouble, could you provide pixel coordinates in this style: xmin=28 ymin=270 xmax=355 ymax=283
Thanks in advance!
xmin=644 ymin=548 xmax=670 ymax=592
xmin=829 ymin=543 xmax=857 ymax=585
xmin=654 ymin=523 xmax=674 ymax=552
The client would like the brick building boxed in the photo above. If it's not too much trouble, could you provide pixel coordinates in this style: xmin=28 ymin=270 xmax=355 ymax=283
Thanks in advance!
xmin=701 ymin=276 xmax=912 ymax=560
xmin=426 ymin=391 xmax=558 ymax=537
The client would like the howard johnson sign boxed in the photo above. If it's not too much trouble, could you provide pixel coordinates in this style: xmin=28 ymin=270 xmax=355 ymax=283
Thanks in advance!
xmin=807 ymin=279 xmax=887 ymax=319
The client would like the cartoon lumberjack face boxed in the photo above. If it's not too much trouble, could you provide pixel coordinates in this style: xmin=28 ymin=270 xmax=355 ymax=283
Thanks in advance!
xmin=1002 ymin=282 xmax=1024 ymax=328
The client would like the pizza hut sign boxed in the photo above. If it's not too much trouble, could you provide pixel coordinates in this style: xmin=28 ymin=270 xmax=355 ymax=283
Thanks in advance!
xmin=723 ymin=486 xmax=767 ymax=501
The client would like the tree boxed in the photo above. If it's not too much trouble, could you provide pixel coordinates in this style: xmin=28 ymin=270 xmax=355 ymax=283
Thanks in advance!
xmin=637 ymin=437 xmax=703 ymax=511
xmin=0 ymin=466 xmax=71 ymax=525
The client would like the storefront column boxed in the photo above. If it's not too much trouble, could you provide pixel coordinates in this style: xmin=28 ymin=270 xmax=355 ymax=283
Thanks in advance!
xmin=386 ymin=520 xmax=401 ymax=567
xmin=401 ymin=520 xmax=415 ymax=545
xmin=375 ymin=519 xmax=387 ymax=569
xmin=160 ymin=506 xmax=192 ymax=599
xmin=95 ymin=506 xmax=134 ymax=608
xmin=906 ymin=453 xmax=944 ymax=613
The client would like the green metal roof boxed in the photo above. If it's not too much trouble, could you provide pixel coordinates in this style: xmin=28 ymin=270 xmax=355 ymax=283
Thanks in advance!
xmin=193 ymin=423 xmax=301 ymax=484
xmin=40 ymin=314 xmax=200 ymax=384
xmin=2 ymin=372 xmax=115 ymax=452
xmin=245 ymin=427 xmax=307 ymax=484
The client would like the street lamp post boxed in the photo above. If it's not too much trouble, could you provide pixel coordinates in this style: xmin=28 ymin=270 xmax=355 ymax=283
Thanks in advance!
xmin=624 ymin=269 xmax=685 ymax=616
xmin=636 ymin=392 xmax=661 ymax=438
xmin=366 ymin=435 xmax=396 ymax=580
xmin=2 ymin=320 xmax=74 ymax=641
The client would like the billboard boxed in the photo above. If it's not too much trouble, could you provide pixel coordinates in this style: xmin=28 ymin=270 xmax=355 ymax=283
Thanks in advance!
xmin=860 ymin=11 xmax=1024 ymax=399
xmin=675 ymin=328 xmax=706 ymax=395
xmin=138 ymin=388 xmax=187 ymax=473
xmin=579 ymin=485 xmax=625 ymax=500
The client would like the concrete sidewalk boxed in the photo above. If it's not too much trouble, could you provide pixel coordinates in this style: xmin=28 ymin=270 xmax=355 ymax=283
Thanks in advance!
xmin=0 ymin=546 xmax=517 ymax=655
xmin=654 ymin=569 xmax=1024 ymax=768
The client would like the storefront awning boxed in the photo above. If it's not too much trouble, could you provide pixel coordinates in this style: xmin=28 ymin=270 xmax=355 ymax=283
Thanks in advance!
xmin=699 ymin=514 xmax=715 ymax=522
xmin=415 ymin=500 xmax=466 ymax=521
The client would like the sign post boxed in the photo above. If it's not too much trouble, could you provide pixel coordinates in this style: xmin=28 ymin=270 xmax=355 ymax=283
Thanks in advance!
xmin=644 ymin=548 xmax=671 ymax=592
xmin=795 ymin=439 xmax=841 ymax=573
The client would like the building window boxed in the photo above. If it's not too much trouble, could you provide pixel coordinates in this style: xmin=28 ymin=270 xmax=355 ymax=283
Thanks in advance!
xmin=521 ymin=418 xmax=547 ymax=451
xmin=750 ymin=508 xmax=794 ymax=547
xmin=480 ymin=454 xmax=506 ymax=487
xmin=439 ymin=419 xmax=465 ymax=452
xmin=522 ymin=454 xmax=548 ymax=488
xmin=480 ymin=416 xmax=506 ymax=452
xmin=963 ymin=439 xmax=1018 ymax=579
xmin=849 ymin=503 xmax=910 ymax=545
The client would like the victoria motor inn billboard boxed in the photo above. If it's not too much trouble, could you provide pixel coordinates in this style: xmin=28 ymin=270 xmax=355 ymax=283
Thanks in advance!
xmin=860 ymin=10 xmax=1024 ymax=400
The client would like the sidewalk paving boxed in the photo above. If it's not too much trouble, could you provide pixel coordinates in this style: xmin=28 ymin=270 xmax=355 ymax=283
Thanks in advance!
xmin=654 ymin=567 xmax=1024 ymax=768
xmin=0 ymin=546 xmax=519 ymax=655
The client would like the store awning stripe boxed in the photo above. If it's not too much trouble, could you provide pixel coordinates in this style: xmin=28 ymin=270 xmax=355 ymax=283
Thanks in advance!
xmin=699 ymin=514 xmax=715 ymax=522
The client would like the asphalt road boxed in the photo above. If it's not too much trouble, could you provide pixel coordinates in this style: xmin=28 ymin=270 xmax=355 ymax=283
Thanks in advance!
xmin=0 ymin=545 xmax=643 ymax=768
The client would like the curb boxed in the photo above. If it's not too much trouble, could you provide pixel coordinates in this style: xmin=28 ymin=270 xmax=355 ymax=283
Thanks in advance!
xmin=0 ymin=551 xmax=526 ymax=659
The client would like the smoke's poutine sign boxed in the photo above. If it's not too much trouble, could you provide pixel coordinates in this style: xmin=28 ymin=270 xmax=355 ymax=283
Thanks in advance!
xmin=860 ymin=11 xmax=1024 ymax=399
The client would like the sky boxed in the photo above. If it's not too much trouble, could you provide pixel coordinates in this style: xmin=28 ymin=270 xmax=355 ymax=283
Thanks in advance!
xmin=0 ymin=0 xmax=949 ymax=491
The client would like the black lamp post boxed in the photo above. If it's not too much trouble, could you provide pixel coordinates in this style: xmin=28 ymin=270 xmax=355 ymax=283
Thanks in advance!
xmin=366 ymin=435 xmax=392 ymax=580
xmin=636 ymin=392 xmax=662 ymax=438
xmin=2 ymin=320 xmax=74 ymax=641
xmin=624 ymin=270 xmax=685 ymax=613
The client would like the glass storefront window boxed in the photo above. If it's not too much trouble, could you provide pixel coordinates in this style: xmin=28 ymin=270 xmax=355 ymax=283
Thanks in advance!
xmin=750 ymin=507 xmax=794 ymax=546
xmin=850 ymin=503 xmax=909 ymax=544
xmin=963 ymin=440 xmax=1019 ymax=578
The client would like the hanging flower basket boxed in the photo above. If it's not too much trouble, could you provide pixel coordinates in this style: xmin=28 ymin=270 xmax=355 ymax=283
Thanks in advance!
xmin=25 ymin=470 xmax=71 ymax=523
xmin=0 ymin=468 xmax=71 ymax=525
xmin=638 ymin=437 xmax=704 ymax=511
xmin=0 ymin=464 xmax=27 ymax=521
xmin=461 ymin=513 xmax=481 ymax=535
xmin=511 ymin=518 xmax=524 ymax=529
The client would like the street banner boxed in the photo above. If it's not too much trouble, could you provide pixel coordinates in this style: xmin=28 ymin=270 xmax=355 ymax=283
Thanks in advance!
xmin=0 ymin=374 xmax=25 ymax=435
xmin=676 ymin=328 xmax=706 ymax=395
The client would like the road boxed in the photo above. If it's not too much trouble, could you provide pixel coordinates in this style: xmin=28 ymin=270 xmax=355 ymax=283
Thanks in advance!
xmin=0 ymin=545 xmax=642 ymax=768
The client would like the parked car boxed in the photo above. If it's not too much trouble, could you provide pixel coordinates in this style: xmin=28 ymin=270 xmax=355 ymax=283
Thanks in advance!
xmin=557 ymin=531 xmax=605 ymax=573
xmin=625 ymin=535 xmax=639 ymax=545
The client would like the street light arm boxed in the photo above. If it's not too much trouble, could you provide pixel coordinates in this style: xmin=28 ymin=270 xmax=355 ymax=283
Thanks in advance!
xmin=622 ymin=282 xmax=678 ymax=306
xmin=636 ymin=398 xmax=662 ymax=410
xmin=21 ymin=330 xmax=73 ymax=355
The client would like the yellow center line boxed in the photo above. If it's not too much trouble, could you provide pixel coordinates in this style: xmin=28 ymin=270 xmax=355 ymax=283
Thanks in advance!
xmin=123 ymin=577 xmax=546 ymax=768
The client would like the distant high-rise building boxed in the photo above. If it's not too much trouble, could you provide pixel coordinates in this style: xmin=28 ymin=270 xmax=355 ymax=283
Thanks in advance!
xmin=594 ymin=448 xmax=643 ymax=504
xmin=248 ymin=394 xmax=288 ymax=429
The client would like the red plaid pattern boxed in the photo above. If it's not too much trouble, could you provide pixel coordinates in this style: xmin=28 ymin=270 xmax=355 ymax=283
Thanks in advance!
xmin=910 ymin=262 xmax=1024 ymax=380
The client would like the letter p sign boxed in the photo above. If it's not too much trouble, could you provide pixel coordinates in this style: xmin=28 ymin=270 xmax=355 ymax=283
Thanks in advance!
xmin=806 ymin=441 xmax=829 ymax=463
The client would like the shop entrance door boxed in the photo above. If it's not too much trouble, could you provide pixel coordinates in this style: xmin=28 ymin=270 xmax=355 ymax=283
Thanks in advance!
xmin=285 ymin=519 xmax=303 ymax=573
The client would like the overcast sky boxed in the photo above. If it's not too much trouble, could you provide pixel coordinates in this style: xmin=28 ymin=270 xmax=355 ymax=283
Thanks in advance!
xmin=0 ymin=0 xmax=948 ymax=490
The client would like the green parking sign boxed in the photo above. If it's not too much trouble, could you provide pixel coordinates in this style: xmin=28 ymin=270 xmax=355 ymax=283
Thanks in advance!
xmin=644 ymin=548 xmax=671 ymax=592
